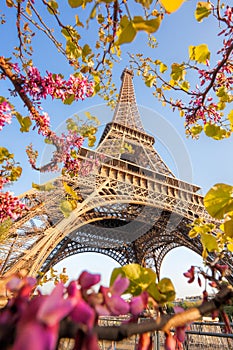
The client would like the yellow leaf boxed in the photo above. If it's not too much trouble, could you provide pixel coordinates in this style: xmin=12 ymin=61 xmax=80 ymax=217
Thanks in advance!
xmin=204 ymin=123 xmax=228 ymax=140
xmin=132 ymin=16 xmax=161 ymax=34
xmin=190 ymin=124 xmax=203 ymax=136
xmin=202 ymin=248 xmax=208 ymax=259
xmin=159 ymin=62 xmax=167 ymax=73
xmin=204 ymin=183 xmax=233 ymax=219
xmin=227 ymin=242 xmax=233 ymax=252
xmin=201 ymin=232 xmax=219 ymax=252
xmin=159 ymin=0 xmax=185 ymax=13
xmin=115 ymin=18 xmax=137 ymax=45
xmin=63 ymin=182 xmax=79 ymax=200
xmin=222 ymin=213 xmax=233 ymax=238
xmin=6 ymin=0 xmax=14 ymax=7
xmin=227 ymin=110 xmax=233 ymax=129
xmin=195 ymin=2 xmax=212 ymax=22
xmin=189 ymin=44 xmax=210 ymax=64
xmin=26 ymin=4 xmax=32 ymax=16
xmin=32 ymin=182 xmax=55 ymax=191
xmin=170 ymin=63 xmax=185 ymax=81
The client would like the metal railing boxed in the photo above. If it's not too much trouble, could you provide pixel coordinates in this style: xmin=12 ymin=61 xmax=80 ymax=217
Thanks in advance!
xmin=57 ymin=319 xmax=233 ymax=349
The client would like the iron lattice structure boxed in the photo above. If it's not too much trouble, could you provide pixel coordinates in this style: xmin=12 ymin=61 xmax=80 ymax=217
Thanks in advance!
xmin=0 ymin=69 xmax=232 ymax=296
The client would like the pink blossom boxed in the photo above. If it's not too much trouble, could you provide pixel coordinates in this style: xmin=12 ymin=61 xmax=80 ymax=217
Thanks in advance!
xmin=7 ymin=276 xmax=36 ymax=297
xmin=37 ymin=283 xmax=73 ymax=326
xmin=137 ymin=332 xmax=152 ymax=350
xmin=0 ymin=100 xmax=12 ymax=131
xmin=183 ymin=266 xmax=195 ymax=283
xmin=0 ymin=176 xmax=9 ymax=190
xmin=11 ymin=283 xmax=74 ymax=350
xmin=78 ymin=271 xmax=101 ymax=290
xmin=165 ymin=333 xmax=176 ymax=350
xmin=67 ymin=280 xmax=96 ymax=330
xmin=0 ymin=191 xmax=26 ymax=222
xmin=95 ymin=276 xmax=130 ymax=316
xmin=21 ymin=67 xmax=94 ymax=103
xmin=130 ymin=291 xmax=148 ymax=316
xmin=214 ymin=264 xmax=229 ymax=276
xmin=31 ymin=112 xmax=51 ymax=136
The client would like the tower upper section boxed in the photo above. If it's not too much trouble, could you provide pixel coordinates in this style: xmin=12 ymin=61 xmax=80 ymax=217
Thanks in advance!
xmin=112 ymin=68 xmax=145 ymax=132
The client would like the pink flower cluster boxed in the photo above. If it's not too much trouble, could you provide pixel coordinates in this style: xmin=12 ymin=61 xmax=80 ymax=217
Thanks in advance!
xmin=52 ymin=130 xmax=84 ymax=175
xmin=79 ymin=156 xmax=101 ymax=177
xmin=27 ymin=130 xmax=84 ymax=175
xmin=31 ymin=111 xmax=51 ymax=136
xmin=0 ymin=100 xmax=13 ymax=131
xmin=179 ymin=6 xmax=233 ymax=133
xmin=0 ymin=176 xmax=9 ymax=190
xmin=0 ymin=272 xmax=148 ymax=350
xmin=0 ymin=191 xmax=26 ymax=222
xmin=22 ymin=67 xmax=94 ymax=103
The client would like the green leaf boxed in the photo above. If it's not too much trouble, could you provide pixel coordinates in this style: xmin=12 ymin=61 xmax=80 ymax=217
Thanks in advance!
xmin=135 ymin=0 xmax=153 ymax=9
xmin=189 ymin=44 xmax=210 ymax=64
xmin=61 ymin=28 xmax=70 ymax=40
xmin=10 ymin=166 xmax=22 ymax=181
xmin=88 ymin=135 xmax=96 ymax=147
xmin=189 ymin=221 xmax=216 ymax=239
xmin=158 ymin=278 xmax=176 ymax=301
xmin=63 ymin=94 xmax=75 ymax=105
xmin=204 ymin=123 xmax=228 ymax=140
xmin=190 ymin=124 xmax=203 ymax=136
xmin=195 ymin=2 xmax=212 ymax=22
xmin=0 ymin=219 xmax=12 ymax=244
xmin=63 ymin=182 xmax=79 ymax=200
xmin=227 ymin=110 xmax=233 ymax=129
xmin=216 ymin=86 xmax=231 ymax=103
xmin=60 ymin=200 xmax=74 ymax=218
xmin=47 ymin=1 xmax=59 ymax=14
xmin=0 ymin=147 xmax=13 ymax=163
xmin=15 ymin=112 xmax=32 ymax=132
xmin=115 ymin=18 xmax=137 ymax=45
xmin=159 ymin=62 xmax=168 ymax=73
xmin=66 ymin=40 xmax=82 ymax=59
xmin=110 ymin=264 xmax=157 ymax=296
xmin=180 ymin=80 xmax=190 ymax=91
xmin=84 ymin=111 xmax=100 ymax=125
xmin=222 ymin=213 xmax=233 ymax=238
xmin=32 ymin=182 xmax=55 ymax=192
xmin=147 ymin=277 xmax=175 ymax=303
xmin=82 ymin=44 xmax=92 ymax=58
xmin=204 ymin=183 xmax=233 ymax=219
xmin=144 ymin=74 xmax=156 ymax=87
xmin=200 ymin=232 xmax=219 ymax=252
xmin=68 ymin=0 xmax=83 ymax=7
xmin=132 ymin=16 xmax=161 ymax=34
xmin=170 ymin=63 xmax=185 ymax=81
xmin=227 ymin=241 xmax=233 ymax=252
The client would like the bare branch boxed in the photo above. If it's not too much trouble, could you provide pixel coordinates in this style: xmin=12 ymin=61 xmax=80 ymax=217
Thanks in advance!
xmin=59 ymin=285 xmax=233 ymax=341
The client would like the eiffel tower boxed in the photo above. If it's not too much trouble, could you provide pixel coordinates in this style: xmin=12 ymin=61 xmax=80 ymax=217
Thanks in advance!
xmin=0 ymin=69 xmax=232 ymax=304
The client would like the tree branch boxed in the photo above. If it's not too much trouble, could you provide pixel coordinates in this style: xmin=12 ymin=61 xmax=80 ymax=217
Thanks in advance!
xmin=59 ymin=285 xmax=233 ymax=341
xmin=0 ymin=56 xmax=52 ymax=137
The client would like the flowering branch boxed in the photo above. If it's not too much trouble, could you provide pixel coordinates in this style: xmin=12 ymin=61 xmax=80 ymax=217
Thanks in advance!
xmin=130 ymin=3 xmax=233 ymax=139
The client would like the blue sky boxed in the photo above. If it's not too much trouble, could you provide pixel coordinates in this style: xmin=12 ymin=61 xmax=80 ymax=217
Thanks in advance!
xmin=1 ymin=1 xmax=232 ymax=298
